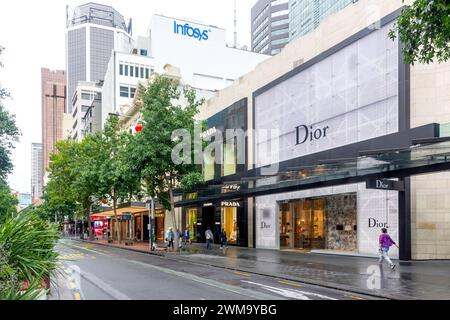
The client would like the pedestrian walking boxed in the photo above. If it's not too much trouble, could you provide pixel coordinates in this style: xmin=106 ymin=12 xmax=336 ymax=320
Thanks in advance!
xmin=378 ymin=228 xmax=398 ymax=270
xmin=176 ymin=228 xmax=183 ymax=249
xmin=205 ymin=227 xmax=213 ymax=250
xmin=166 ymin=227 xmax=175 ymax=251
xmin=184 ymin=225 xmax=191 ymax=247
xmin=219 ymin=229 xmax=228 ymax=249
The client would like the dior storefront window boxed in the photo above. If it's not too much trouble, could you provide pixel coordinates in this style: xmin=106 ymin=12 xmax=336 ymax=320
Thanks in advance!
xmin=279 ymin=194 xmax=357 ymax=251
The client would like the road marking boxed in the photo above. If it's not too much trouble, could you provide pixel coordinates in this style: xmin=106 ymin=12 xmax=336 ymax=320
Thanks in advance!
xmin=242 ymin=280 xmax=337 ymax=300
xmin=79 ymin=270 xmax=132 ymax=300
xmin=278 ymin=280 xmax=304 ymax=287
xmin=129 ymin=260 xmax=283 ymax=300
xmin=63 ymin=242 xmax=109 ymax=257
xmin=345 ymin=295 xmax=365 ymax=300
xmin=234 ymin=271 xmax=252 ymax=277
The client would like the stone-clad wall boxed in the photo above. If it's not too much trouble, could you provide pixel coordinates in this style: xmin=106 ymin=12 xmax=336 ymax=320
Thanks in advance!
xmin=326 ymin=194 xmax=357 ymax=251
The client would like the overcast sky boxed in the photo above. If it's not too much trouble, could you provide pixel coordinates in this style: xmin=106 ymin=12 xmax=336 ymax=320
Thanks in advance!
xmin=0 ymin=0 xmax=257 ymax=193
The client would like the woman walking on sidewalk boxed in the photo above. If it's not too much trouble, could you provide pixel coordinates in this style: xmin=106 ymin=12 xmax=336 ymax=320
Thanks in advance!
xmin=378 ymin=228 xmax=399 ymax=270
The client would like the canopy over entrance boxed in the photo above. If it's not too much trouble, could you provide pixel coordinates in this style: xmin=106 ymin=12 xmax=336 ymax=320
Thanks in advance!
xmin=91 ymin=202 xmax=149 ymax=218
xmin=176 ymin=138 xmax=450 ymax=207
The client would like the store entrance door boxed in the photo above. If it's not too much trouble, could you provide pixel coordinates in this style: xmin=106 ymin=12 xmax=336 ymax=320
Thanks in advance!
xmin=202 ymin=206 xmax=215 ymax=243
xmin=279 ymin=198 xmax=325 ymax=250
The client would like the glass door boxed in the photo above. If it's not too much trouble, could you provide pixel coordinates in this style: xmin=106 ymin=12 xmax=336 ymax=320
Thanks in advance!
xmin=293 ymin=200 xmax=312 ymax=249
xmin=279 ymin=203 xmax=292 ymax=248
xmin=311 ymin=199 xmax=326 ymax=249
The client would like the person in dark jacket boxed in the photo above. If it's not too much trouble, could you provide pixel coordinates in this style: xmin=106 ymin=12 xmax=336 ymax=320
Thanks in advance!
xmin=205 ymin=227 xmax=213 ymax=250
xmin=219 ymin=229 xmax=228 ymax=249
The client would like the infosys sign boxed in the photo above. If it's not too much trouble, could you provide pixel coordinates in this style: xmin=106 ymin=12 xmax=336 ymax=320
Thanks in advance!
xmin=173 ymin=20 xmax=209 ymax=41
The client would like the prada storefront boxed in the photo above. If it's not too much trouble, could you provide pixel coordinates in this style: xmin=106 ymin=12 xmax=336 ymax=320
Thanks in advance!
xmin=181 ymin=197 xmax=248 ymax=246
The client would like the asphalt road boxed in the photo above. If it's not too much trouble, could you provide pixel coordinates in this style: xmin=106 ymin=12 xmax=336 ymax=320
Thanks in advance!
xmin=54 ymin=239 xmax=379 ymax=300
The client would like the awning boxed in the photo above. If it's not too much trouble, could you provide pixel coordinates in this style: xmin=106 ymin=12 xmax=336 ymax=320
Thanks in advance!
xmin=176 ymin=138 xmax=450 ymax=207
xmin=92 ymin=206 xmax=149 ymax=218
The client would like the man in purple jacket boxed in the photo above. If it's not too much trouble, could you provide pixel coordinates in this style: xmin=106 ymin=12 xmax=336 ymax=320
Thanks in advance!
xmin=379 ymin=228 xmax=399 ymax=270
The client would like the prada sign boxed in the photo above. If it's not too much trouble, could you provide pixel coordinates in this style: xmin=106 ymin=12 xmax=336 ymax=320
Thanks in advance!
xmin=221 ymin=201 xmax=241 ymax=208
xmin=295 ymin=124 xmax=330 ymax=145
xmin=366 ymin=179 xmax=405 ymax=191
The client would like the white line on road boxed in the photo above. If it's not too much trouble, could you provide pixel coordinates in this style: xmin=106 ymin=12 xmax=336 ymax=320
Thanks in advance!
xmin=129 ymin=260 xmax=283 ymax=300
xmin=241 ymin=280 xmax=338 ymax=300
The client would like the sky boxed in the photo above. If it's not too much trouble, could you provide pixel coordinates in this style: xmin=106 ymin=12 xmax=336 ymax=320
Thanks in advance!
xmin=0 ymin=0 xmax=257 ymax=193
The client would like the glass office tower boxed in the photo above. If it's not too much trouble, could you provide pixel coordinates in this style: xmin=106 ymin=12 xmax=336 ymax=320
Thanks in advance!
xmin=289 ymin=0 xmax=356 ymax=41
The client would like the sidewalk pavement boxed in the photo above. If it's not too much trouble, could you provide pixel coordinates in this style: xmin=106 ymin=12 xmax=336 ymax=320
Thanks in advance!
xmin=70 ymin=237 xmax=450 ymax=300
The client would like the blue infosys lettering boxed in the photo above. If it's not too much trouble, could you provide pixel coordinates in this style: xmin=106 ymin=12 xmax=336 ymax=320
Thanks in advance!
xmin=173 ymin=21 xmax=209 ymax=41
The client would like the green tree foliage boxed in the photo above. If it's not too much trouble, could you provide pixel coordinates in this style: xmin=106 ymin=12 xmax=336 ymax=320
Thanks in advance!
xmin=95 ymin=116 xmax=142 ymax=243
xmin=130 ymin=74 xmax=204 ymax=249
xmin=47 ymin=138 xmax=100 ymax=239
xmin=389 ymin=0 xmax=450 ymax=64
xmin=0 ymin=46 xmax=20 ymax=179
xmin=0 ymin=178 xmax=17 ymax=225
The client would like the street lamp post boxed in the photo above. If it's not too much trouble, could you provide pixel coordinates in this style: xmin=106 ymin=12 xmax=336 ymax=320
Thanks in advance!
xmin=146 ymin=197 xmax=157 ymax=252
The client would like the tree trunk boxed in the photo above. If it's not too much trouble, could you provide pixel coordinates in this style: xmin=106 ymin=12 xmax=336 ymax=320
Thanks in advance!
xmin=87 ymin=203 xmax=94 ymax=241
xmin=113 ymin=195 xmax=121 ymax=244
xmin=169 ymin=187 xmax=179 ymax=252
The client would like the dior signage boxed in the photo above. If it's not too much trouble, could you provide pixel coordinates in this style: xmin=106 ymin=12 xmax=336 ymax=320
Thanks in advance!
xmin=295 ymin=124 xmax=330 ymax=145
xmin=260 ymin=221 xmax=271 ymax=229
xmin=366 ymin=179 xmax=405 ymax=191
xmin=368 ymin=218 xmax=389 ymax=228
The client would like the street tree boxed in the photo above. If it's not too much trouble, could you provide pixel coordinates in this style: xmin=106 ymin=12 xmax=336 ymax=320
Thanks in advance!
xmin=0 ymin=46 xmax=20 ymax=180
xmin=132 ymin=74 xmax=204 ymax=250
xmin=95 ymin=116 xmax=142 ymax=243
xmin=389 ymin=0 xmax=450 ymax=64
xmin=0 ymin=179 xmax=17 ymax=225
xmin=48 ymin=138 xmax=100 ymax=240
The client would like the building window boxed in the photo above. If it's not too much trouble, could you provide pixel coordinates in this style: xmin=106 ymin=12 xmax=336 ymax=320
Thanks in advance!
xmin=135 ymin=66 xmax=139 ymax=78
xmin=222 ymin=138 xmax=237 ymax=177
xmin=130 ymin=65 xmax=134 ymax=77
xmin=140 ymin=49 xmax=148 ymax=56
xmin=140 ymin=67 xmax=144 ymax=78
xmin=81 ymin=92 xmax=92 ymax=100
xmin=120 ymin=86 xmax=129 ymax=98
xmin=119 ymin=64 xmax=124 ymax=76
xmin=130 ymin=87 xmax=136 ymax=98
xmin=203 ymin=150 xmax=215 ymax=181
xmin=125 ymin=65 xmax=129 ymax=76
xmin=145 ymin=68 xmax=150 ymax=79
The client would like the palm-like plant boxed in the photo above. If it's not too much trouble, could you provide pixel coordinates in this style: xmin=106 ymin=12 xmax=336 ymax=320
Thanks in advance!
xmin=0 ymin=211 xmax=60 ymax=300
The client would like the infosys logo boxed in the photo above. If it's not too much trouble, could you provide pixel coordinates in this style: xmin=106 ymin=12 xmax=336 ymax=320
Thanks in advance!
xmin=173 ymin=21 xmax=209 ymax=41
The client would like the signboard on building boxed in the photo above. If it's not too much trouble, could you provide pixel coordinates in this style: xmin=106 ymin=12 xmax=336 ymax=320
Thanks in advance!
xmin=366 ymin=179 xmax=405 ymax=191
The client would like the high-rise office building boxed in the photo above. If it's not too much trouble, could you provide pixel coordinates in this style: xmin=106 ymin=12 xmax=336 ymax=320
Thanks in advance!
xmin=289 ymin=0 xmax=356 ymax=41
xmin=41 ymin=68 xmax=66 ymax=185
xmin=66 ymin=2 xmax=133 ymax=113
xmin=31 ymin=143 xmax=43 ymax=202
xmin=251 ymin=0 xmax=290 ymax=55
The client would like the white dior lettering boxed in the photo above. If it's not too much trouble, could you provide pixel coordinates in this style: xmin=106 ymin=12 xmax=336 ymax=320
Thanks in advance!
xmin=376 ymin=180 xmax=389 ymax=189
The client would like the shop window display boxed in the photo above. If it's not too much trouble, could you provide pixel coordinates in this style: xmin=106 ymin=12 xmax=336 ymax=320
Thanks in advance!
xmin=221 ymin=207 xmax=238 ymax=244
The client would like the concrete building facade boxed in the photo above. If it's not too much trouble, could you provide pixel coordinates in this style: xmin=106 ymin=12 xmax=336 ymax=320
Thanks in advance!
xmin=31 ymin=143 xmax=43 ymax=203
xmin=70 ymin=81 xmax=102 ymax=141
xmin=41 ymin=68 xmax=67 ymax=185
xmin=177 ymin=0 xmax=450 ymax=260
xmin=251 ymin=0 xmax=290 ymax=55
xmin=66 ymin=2 xmax=133 ymax=113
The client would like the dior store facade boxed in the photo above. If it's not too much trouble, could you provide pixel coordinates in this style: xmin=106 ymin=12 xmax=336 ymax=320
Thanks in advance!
xmin=251 ymin=13 xmax=424 ymax=259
